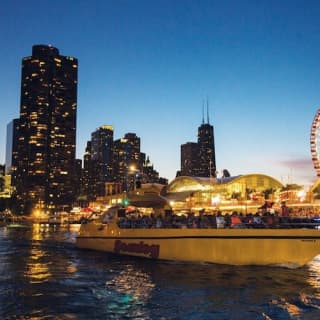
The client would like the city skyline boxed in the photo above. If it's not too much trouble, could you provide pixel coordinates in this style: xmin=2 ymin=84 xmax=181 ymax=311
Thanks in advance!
xmin=1 ymin=1 xmax=320 ymax=187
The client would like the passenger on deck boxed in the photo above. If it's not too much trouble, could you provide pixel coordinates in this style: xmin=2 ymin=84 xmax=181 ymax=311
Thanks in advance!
xmin=243 ymin=213 xmax=253 ymax=225
xmin=224 ymin=213 xmax=231 ymax=228
xmin=216 ymin=211 xmax=225 ymax=229
xmin=253 ymin=212 xmax=265 ymax=228
xmin=156 ymin=216 xmax=163 ymax=228
xmin=281 ymin=201 xmax=290 ymax=223
xmin=230 ymin=212 xmax=243 ymax=228
xmin=200 ymin=214 xmax=209 ymax=228
xmin=263 ymin=212 xmax=274 ymax=228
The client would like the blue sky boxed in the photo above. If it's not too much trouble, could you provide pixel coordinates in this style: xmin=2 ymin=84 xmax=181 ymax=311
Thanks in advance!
xmin=1 ymin=0 xmax=320 ymax=187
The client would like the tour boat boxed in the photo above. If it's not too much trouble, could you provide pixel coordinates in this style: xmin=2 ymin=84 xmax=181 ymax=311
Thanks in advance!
xmin=76 ymin=206 xmax=320 ymax=268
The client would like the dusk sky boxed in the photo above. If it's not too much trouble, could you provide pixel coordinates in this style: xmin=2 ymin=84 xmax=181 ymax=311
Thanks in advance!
xmin=1 ymin=0 xmax=320 ymax=187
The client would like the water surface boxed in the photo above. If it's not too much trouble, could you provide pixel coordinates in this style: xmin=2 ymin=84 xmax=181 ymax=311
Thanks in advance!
xmin=1 ymin=224 xmax=320 ymax=319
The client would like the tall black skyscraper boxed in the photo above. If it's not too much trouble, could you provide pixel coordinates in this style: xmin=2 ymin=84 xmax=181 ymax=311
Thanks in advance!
xmin=15 ymin=45 xmax=78 ymax=214
xmin=197 ymin=119 xmax=216 ymax=177
xmin=180 ymin=102 xmax=216 ymax=178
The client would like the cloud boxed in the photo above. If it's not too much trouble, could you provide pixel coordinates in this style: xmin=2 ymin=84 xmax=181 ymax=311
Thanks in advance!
xmin=279 ymin=158 xmax=313 ymax=170
xmin=275 ymin=157 xmax=317 ymax=186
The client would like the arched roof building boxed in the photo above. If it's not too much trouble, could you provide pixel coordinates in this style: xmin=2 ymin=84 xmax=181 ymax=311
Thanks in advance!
xmin=165 ymin=174 xmax=284 ymax=210
xmin=167 ymin=174 xmax=283 ymax=193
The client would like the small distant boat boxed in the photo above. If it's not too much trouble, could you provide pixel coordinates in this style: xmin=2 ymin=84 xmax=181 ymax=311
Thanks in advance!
xmin=76 ymin=206 xmax=320 ymax=268
xmin=6 ymin=223 xmax=30 ymax=229
xmin=0 ymin=212 xmax=31 ymax=228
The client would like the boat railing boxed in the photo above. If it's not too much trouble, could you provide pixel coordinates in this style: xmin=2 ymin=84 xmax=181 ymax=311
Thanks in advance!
xmin=115 ymin=215 xmax=320 ymax=230
xmin=279 ymin=224 xmax=319 ymax=229
xmin=277 ymin=217 xmax=320 ymax=229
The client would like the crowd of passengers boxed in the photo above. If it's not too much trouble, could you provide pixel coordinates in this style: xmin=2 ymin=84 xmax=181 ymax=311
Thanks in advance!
xmin=116 ymin=203 xmax=320 ymax=229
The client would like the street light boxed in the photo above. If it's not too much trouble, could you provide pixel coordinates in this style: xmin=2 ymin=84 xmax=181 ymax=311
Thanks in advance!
xmin=127 ymin=164 xmax=142 ymax=191
xmin=124 ymin=164 xmax=136 ymax=192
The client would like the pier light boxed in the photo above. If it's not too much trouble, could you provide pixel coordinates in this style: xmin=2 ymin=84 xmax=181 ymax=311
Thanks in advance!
xmin=297 ymin=190 xmax=306 ymax=202
xmin=32 ymin=208 xmax=46 ymax=220
xmin=211 ymin=195 xmax=221 ymax=206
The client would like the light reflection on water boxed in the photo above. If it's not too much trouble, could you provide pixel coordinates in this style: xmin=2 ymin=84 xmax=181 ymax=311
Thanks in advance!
xmin=25 ymin=247 xmax=52 ymax=283
xmin=105 ymin=265 xmax=155 ymax=319
xmin=1 ymin=224 xmax=320 ymax=319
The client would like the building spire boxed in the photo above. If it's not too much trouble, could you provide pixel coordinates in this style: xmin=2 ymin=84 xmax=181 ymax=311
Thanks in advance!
xmin=202 ymin=99 xmax=205 ymax=124
xmin=206 ymin=96 xmax=210 ymax=124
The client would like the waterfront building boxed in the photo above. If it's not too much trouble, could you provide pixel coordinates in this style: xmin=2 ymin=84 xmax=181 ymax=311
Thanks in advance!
xmin=82 ymin=141 xmax=93 ymax=200
xmin=82 ymin=128 xmax=168 ymax=200
xmin=113 ymin=133 xmax=142 ymax=192
xmin=141 ymin=156 xmax=168 ymax=186
xmin=110 ymin=139 xmax=125 ymax=192
xmin=90 ymin=125 xmax=114 ymax=196
xmin=5 ymin=119 xmax=19 ymax=185
xmin=123 ymin=132 xmax=141 ymax=167
xmin=0 ymin=165 xmax=4 ymax=193
xmin=166 ymin=174 xmax=284 ymax=213
xmin=14 ymin=45 xmax=78 ymax=214
xmin=74 ymin=159 xmax=82 ymax=201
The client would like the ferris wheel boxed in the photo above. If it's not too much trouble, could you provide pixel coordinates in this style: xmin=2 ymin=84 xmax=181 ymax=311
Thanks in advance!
xmin=310 ymin=109 xmax=320 ymax=177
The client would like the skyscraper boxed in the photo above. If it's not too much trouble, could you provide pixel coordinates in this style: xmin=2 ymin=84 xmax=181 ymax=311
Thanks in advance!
xmin=82 ymin=128 xmax=167 ymax=198
xmin=15 ymin=45 xmax=78 ymax=214
xmin=0 ymin=165 xmax=4 ymax=193
xmin=90 ymin=125 xmax=114 ymax=196
xmin=142 ymin=156 xmax=163 ymax=185
xmin=197 ymin=120 xmax=216 ymax=177
xmin=180 ymin=103 xmax=216 ymax=178
xmin=113 ymin=133 xmax=142 ymax=191
xmin=82 ymin=141 xmax=93 ymax=200
xmin=180 ymin=142 xmax=199 ymax=176
xmin=5 ymin=119 xmax=19 ymax=177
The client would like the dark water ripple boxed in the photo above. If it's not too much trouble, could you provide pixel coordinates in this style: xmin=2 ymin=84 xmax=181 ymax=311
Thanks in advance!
xmin=1 ymin=225 xmax=320 ymax=319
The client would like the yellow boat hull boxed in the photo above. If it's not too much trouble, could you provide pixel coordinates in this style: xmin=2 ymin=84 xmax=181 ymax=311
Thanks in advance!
xmin=76 ymin=221 xmax=320 ymax=268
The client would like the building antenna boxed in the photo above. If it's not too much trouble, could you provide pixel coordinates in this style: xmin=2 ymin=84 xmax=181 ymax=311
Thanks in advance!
xmin=202 ymin=99 xmax=205 ymax=124
xmin=206 ymin=96 xmax=210 ymax=124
